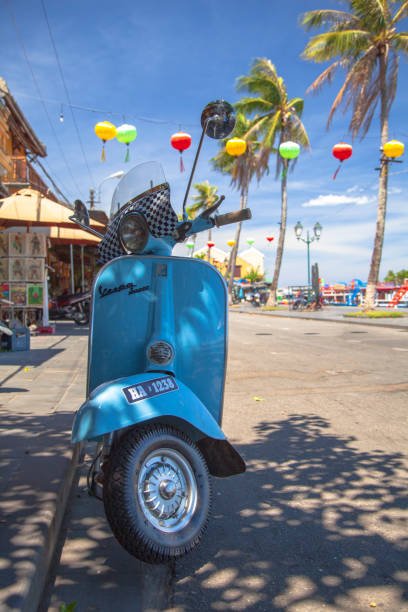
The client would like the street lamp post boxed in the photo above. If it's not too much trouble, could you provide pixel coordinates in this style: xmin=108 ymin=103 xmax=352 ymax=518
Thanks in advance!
xmin=95 ymin=170 xmax=125 ymax=209
xmin=294 ymin=221 xmax=322 ymax=301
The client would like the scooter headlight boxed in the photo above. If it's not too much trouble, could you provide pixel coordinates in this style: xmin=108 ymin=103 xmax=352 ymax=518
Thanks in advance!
xmin=118 ymin=212 xmax=149 ymax=253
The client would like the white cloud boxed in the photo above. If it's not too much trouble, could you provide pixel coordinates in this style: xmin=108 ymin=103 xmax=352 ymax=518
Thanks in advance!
xmin=301 ymin=194 xmax=375 ymax=207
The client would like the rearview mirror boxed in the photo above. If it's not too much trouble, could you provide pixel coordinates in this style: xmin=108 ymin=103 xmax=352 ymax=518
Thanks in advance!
xmin=73 ymin=199 xmax=90 ymax=227
xmin=201 ymin=100 xmax=235 ymax=139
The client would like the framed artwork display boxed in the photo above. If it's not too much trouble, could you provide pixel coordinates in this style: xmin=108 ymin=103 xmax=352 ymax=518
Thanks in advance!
xmin=27 ymin=233 xmax=46 ymax=257
xmin=9 ymin=233 xmax=27 ymax=257
xmin=0 ymin=259 xmax=8 ymax=282
xmin=27 ymin=284 xmax=43 ymax=306
xmin=10 ymin=285 xmax=27 ymax=306
xmin=26 ymin=258 xmax=44 ymax=282
xmin=9 ymin=258 xmax=26 ymax=281
xmin=0 ymin=233 xmax=9 ymax=256
xmin=0 ymin=283 xmax=9 ymax=300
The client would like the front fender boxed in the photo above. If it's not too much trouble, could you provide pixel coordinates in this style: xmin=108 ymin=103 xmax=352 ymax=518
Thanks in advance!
xmin=72 ymin=372 xmax=227 ymax=444
xmin=72 ymin=373 xmax=245 ymax=477
xmin=72 ymin=372 xmax=245 ymax=477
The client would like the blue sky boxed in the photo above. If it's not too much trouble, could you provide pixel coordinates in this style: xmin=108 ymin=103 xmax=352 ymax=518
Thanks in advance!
xmin=1 ymin=0 xmax=408 ymax=286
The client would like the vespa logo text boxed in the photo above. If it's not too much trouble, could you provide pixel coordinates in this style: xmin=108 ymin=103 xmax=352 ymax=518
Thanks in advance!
xmin=98 ymin=282 xmax=149 ymax=299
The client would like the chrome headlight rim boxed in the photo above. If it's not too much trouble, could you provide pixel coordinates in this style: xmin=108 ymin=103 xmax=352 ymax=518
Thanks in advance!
xmin=118 ymin=212 xmax=149 ymax=254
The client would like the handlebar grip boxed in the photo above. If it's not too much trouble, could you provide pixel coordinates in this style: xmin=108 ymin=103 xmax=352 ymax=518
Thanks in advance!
xmin=214 ymin=208 xmax=252 ymax=227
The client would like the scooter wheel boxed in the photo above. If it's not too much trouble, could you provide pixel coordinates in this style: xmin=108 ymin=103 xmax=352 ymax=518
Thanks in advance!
xmin=103 ymin=424 xmax=211 ymax=564
xmin=73 ymin=313 xmax=89 ymax=326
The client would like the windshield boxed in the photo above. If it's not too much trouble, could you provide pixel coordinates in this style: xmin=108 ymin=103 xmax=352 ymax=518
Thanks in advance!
xmin=110 ymin=161 xmax=167 ymax=219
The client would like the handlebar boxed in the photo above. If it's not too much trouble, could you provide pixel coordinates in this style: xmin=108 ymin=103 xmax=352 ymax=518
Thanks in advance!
xmin=214 ymin=208 xmax=252 ymax=227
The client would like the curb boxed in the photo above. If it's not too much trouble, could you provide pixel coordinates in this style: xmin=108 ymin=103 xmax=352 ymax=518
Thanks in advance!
xmin=2 ymin=442 xmax=82 ymax=612
xmin=230 ymin=308 xmax=408 ymax=331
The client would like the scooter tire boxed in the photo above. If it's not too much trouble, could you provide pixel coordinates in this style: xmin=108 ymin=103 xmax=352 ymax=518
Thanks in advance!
xmin=103 ymin=424 xmax=211 ymax=564
xmin=73 ymin=313 xmax=89 ymax=326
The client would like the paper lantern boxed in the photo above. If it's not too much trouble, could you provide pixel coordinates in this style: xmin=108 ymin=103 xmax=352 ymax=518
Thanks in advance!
xmin=171 ymin=131 xmax=192 ymax=172
xmin=332 ymin=142 xmax=352 ymax=179
xmin=186 ymin=241 xmax=194 ymax=250
xmin=383 ymin=140 xmax=404 ymax=159
xmin=266 ymin=235 xmax=274 ymax=243
xmin=279 ymin=141 xmax=300 ymax=160
xmin=116 ymin=124 xmax=137 ymax=162
xmin=247 ymin=238 xmax=254 ymax=246
xmin=207 ymin=241 xmax=215 ymax=248
xmin=227 ymin=240 xmax=235 ymax=247
xmin=95 ymin=121 xmax=116 ymax=161
xmin=226 ymin=138 xmax=247 ymax=156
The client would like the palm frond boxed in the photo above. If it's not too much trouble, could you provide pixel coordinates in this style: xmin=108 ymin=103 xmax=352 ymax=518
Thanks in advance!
xmin=305 ymin=59 xmax=347 ymax=95
xmin=391 ymin=1 xmax=408 ymax=25
xmin=302 ymin=30 xmax=371 ymax=62
xmin=235 ymin=97 xmax=274 ymax=115
xmin=327 ymin=46 xmax=378 ymax=129
xmin=287 ymin=97 xmax=304 ymax=117
xmin=391 ymin=32 xmax=408 ymax=55
xmin=300 ymin=9 xmax=359 ymax=31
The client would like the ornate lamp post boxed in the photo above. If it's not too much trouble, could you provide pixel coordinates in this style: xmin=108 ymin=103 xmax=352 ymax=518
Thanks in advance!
xmin=294 ymin=221 xmax=322 ymax=301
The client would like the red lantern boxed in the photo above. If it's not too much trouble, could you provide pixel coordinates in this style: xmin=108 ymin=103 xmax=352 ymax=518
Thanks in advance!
xmin=332 ymin=142 xmax=352 ymax=179
xmin=207 ymin=241 xmax=215 ymax=248
xmin=266 ymin=235 xmax=274 ymax=243
xmin=171 ymin=131 xmax=192 ymax=172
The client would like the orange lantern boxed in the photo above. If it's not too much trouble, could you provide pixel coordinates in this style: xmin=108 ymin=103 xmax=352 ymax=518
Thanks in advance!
xmin=226 ymin=138 xmax=247 ymax=156
xmin=95 ymin=121 xmax=116 ymax=161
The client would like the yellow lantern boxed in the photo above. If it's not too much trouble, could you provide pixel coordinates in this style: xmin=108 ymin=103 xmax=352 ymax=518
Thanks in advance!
xmin=227 ymin=240 xmax=235 ymax=247
xmin=383 ymin=140 xmax=404 ymax=159
xmin=94 ymin=121 xmax=117 ymax=161
xmin=226 ymin=138 xmax=247 ymax=156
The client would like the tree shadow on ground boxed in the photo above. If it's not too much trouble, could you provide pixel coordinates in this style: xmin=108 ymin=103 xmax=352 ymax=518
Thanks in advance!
xmin=172 ymin=414 xmax=408 ymax=611
xmin=28 ymin=413 xmax=408 ymax=611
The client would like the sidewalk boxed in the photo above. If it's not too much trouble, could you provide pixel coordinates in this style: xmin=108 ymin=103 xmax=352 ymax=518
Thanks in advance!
xmin=0 ymin=323 xmax=88 ymax=612
xmin=231 ymin=303 xmax=408 ymax=330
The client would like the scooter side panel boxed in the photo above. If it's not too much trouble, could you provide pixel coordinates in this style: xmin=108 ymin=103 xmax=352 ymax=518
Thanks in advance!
xmin=89 ymin=255 xmax=227 ymax=424
xmin=72 ymin=372 xmax=225 ymax=444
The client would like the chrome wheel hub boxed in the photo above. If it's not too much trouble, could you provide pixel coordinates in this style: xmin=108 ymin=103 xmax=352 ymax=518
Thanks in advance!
xmin=137 ymin=448 xmax=197 ymax=533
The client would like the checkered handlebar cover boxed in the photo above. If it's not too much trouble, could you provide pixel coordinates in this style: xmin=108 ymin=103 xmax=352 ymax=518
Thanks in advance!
xmin=98 ymin=183 xmax=178 ymax=264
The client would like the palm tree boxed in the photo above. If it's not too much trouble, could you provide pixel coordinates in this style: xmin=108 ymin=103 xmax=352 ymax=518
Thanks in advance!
xmin=301 ymin=1 xmax=408 ymax=310
xmin=190 ymin=181 xmax=218 ymax=260
xmin=235 ymin=58 xmax=310 ymax=306
xmin=211 ymin=112 xmax=262 ymax=302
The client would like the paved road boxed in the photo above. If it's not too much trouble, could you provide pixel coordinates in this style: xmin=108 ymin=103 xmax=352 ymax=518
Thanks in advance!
xmin=42 ymin=313 xmax=408 ymax=611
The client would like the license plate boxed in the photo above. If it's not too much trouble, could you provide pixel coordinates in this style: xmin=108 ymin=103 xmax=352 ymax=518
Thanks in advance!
xmin=122 ymin=376 xmax=178 ymax=404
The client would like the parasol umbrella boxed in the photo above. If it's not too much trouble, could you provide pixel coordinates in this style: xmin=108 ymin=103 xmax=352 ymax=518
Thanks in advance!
xmin=0 ymin=188 xmax=104 ymax=231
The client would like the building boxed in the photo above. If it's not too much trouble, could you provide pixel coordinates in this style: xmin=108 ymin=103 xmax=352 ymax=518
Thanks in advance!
xmin=193 ymin=245 xmax=264 ymax=279
xmin=0 ymin=78 xmax=58 ymax=200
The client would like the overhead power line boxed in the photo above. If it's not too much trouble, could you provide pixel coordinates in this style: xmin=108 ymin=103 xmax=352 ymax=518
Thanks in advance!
xmin=4 ymin=0 xmax=84 ymax=200
xmin=40 ymin=0 xmax=95 ymax=187
xmin=10 ymin=90 xmax=198 ymax=128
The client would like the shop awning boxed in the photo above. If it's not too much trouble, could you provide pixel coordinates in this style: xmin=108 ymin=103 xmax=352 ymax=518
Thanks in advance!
xmin=0 ymin=188 xmax=105 ymax=231
xmin=48 ymin=226 xmax=101 ymax=246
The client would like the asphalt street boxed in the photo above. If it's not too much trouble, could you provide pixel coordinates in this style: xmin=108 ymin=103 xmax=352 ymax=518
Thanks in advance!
xmin=42 ymin=312 xmax=408 ymax=612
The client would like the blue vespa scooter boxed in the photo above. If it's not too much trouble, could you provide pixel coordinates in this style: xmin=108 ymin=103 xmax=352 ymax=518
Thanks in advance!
xmin=70 ymin=101 xmax=251 ymax=564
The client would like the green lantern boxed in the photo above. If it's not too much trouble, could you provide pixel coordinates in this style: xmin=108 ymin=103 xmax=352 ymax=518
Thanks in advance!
xmin=279 ymin=141 xmax=300 ymax=159
xmin=278 ymin=141 xmax=300 ymax=179
xmin=247 ymin=238 xmax=255 ymax=246
xmin=116 ymin=123 xmax=137 ymax=162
